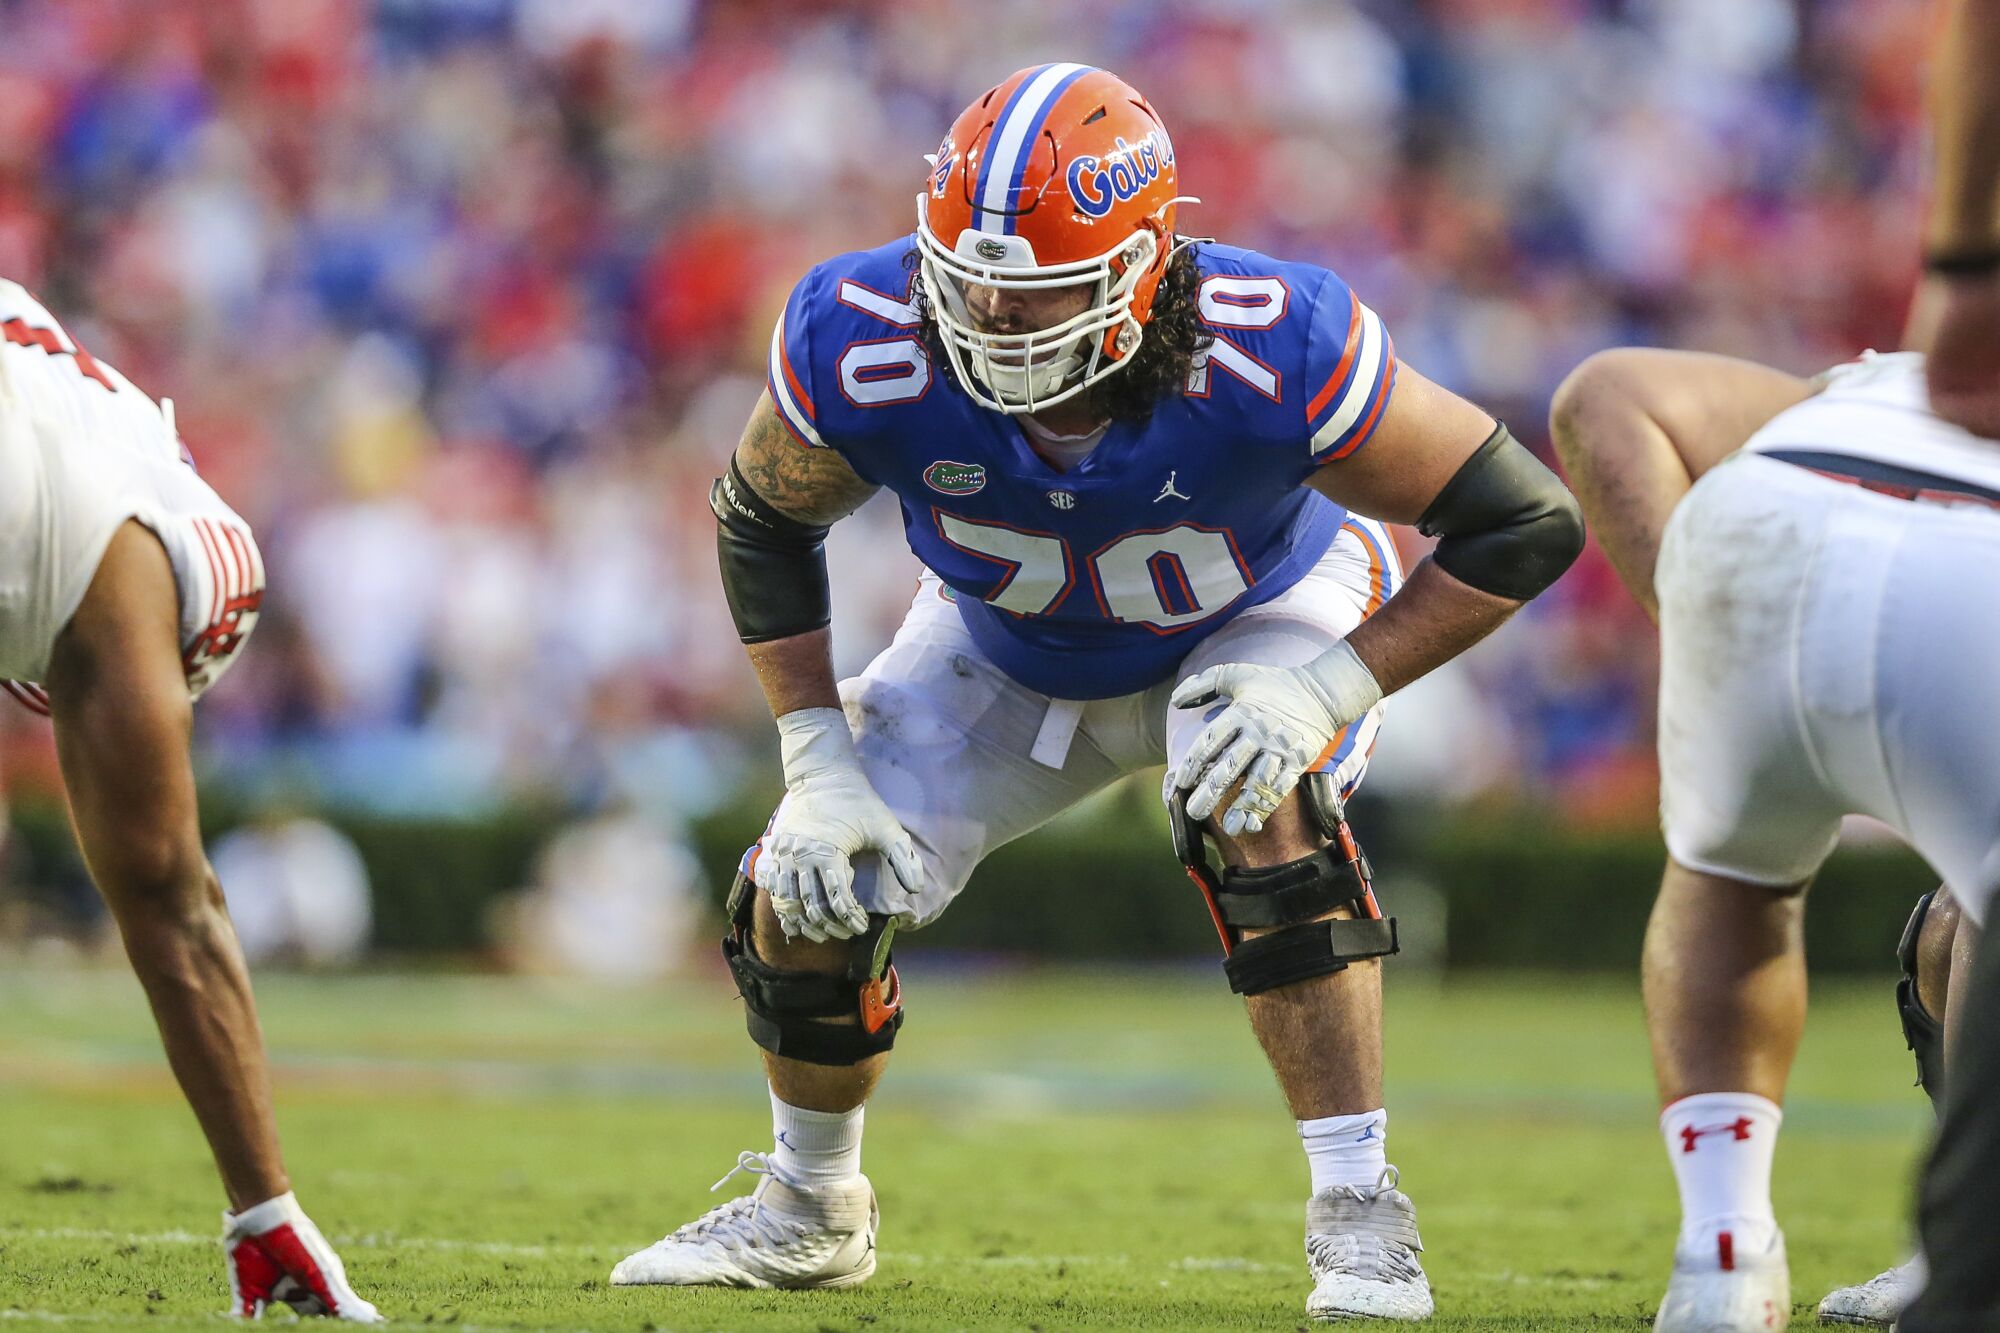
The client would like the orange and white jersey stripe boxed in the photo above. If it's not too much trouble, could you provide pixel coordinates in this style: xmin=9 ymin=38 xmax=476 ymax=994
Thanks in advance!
xmin=1308 ymin=516 xmax=1402 ymax=795
xmin=766 ymin=307 xmax=825 ymax=449
xmin=1306 ymin=295 xmax=1396 ymax=464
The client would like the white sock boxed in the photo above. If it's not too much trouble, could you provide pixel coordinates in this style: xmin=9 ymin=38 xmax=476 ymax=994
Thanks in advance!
xmin=1660 ymin=1092 xmax=1782 ymax=1248
xmin=770 ymin=1090 xmax=864 ymax=1188
xmin=1299 ymin=1109 xmax=1389 ymax=1192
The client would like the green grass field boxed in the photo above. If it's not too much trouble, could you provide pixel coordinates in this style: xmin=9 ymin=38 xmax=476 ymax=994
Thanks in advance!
xmin=0 ymin=963 xmax=1929 ymax=1331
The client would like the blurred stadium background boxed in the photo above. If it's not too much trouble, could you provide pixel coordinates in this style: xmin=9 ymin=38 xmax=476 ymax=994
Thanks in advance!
xmin=0 ymin=0 xmax=1942 ymax=972
xmin=0 ymin=2 xmax=1956 ymax=1328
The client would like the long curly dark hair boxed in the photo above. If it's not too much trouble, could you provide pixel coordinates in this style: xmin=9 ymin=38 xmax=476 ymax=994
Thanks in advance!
xmin=904 ymin=241 xmax=1211 ymax=425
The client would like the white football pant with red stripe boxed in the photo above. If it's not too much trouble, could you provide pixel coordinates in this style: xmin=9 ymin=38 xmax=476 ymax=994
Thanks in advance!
xmin=222 ymin=1192 xmax=380 ymax=1322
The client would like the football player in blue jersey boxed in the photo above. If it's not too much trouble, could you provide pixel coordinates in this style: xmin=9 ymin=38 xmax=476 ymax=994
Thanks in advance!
xmin=612 ymin=65 xmax=1584 ymax=1322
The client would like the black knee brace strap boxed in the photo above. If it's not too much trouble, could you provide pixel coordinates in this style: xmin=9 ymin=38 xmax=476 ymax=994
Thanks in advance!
xmin=1172 ymin=773 xmax=1399 ymax=997
xmin=1897 ymin=890 xmax=1946 ymax=1105
xmin=1221 ymin=908 xmax=1399 ymax=996
xmin=1215 ymin=847 xmax=1373 ymax=928
xmin=720 ymin=869 xmax=903 ymax=1066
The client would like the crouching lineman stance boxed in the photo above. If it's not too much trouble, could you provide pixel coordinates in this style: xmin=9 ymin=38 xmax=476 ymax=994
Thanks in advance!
xmin=611 ymin=66 xmax=1581 ymax=1322
xmin=1551 ymin=347 xmax=2000 ymax=1332
xmin=0 ymin=281 xmax=378 ymax=1322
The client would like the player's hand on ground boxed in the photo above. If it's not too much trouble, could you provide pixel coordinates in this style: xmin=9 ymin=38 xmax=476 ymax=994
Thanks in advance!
xmin=759 ymin=707 xmax=924 ymax=942
xmin=1171 ymin=642 xmax=1382 ymax=837
xmin=222 ymin=1192 xmax=381 ymax=1321
xmin=1926 ymin=275 xmax=2000 ymax=440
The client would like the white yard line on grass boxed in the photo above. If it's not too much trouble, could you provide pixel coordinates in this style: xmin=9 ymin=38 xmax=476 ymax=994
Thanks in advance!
xmin=0 ymin=1316 xmax=95 ymax=1325
xmin=3 ymin=1039 xmax=1932 ymax=1132
xmin=6 ymin=1226 xmax=571 ymax=1258
xmin=1 ymin=1225 xmax=1276 ymax=1273
xmin=7 ymin=1226 xmax=211 ymax=1246
xmin=0 ymin=1315 xmax=597 ymax=1333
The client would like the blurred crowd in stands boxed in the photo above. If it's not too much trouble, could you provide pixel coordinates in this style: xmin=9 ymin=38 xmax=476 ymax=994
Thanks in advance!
xmin=0 ymin=0 xmax=1934 ymax=832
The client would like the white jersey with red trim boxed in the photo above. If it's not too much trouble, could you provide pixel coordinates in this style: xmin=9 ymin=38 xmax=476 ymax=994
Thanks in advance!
xmin=1743 ymin=351 xmax=2000 ymax=494
xmin=0 ymin=279 xmax=263 ymax=711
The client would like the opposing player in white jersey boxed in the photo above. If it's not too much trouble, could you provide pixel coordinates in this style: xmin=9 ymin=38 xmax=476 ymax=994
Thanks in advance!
xmin=1551 ymin=346 xmax=2000 ymax=1332
xmin=0 ymin=280 xmax=379 ymax=1322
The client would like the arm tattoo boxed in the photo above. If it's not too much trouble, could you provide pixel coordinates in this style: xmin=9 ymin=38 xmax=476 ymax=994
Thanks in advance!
xmin=734 ymin=393 xmax=878 ymax=526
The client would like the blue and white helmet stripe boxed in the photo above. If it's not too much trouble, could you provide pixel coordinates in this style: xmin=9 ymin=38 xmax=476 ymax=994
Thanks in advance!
xmin=974 ymin=62 xmax=1096 ymax=236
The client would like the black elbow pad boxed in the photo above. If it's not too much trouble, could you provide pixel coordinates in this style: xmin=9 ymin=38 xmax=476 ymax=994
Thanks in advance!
xmin=713 ymin=459 xmax=833 ymax=644
xmin=1416 ymin=425 xmax=1586 ymax=601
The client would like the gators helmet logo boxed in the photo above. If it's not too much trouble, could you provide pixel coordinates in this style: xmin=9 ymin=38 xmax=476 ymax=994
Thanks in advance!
xmin=930 ymin=140 xmax=956 ymax=199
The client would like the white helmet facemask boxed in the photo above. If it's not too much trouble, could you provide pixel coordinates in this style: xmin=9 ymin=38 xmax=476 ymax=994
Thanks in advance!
xmin=915 ymin=196 xmax=1156 ymax=415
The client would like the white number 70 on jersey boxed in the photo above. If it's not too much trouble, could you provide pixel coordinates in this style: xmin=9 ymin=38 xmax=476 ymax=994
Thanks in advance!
xmin=936 ymin=512 xmax=1251 ymax=631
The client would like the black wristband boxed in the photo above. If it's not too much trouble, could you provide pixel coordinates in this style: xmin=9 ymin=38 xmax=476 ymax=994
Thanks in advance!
xmin=1923 ymin=247 xmax=2000 ymax=278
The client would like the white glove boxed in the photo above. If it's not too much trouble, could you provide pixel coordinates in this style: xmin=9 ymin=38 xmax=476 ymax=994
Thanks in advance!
xmin=755 ymin=707 xmax=925 ymax=942
xmin=1169 ymin=640 xmax=1382 ymax=837
xmin=221 ymin=1191 xmax=381 ymax=1321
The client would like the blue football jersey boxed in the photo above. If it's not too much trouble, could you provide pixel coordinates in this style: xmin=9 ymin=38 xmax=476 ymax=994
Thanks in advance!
xmin=766 ymin=236 xmax=1397 ymax=699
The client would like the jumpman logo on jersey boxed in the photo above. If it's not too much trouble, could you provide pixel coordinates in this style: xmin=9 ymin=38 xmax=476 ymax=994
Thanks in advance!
xmin=1679 ymin=1116 xmax=1755 ymax=1153
xmin=1154 ymin=470 xmax=1190 ymax=503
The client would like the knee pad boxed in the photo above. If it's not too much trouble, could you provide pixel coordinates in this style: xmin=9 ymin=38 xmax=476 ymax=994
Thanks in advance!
xmin=720 ymin=867 xmax=903 ymax=1066
xmin=1897 ymin=890 xmax=1946 ymax=1105
xmin=1171 ymin=772 xmax=1399 ymax=997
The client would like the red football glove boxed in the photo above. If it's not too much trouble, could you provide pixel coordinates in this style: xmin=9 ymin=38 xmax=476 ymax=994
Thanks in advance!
xmin=222 ymin=1192 xmax=381 ymax=1322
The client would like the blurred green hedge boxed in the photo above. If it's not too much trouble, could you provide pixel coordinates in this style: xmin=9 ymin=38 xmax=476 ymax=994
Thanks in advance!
xmin=4 ymin=784 xmax=1934 ymax=971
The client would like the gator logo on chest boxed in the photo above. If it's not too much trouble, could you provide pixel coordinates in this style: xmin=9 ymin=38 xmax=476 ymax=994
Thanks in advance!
xmin=923 ymin=460 xmax=987 ymax=495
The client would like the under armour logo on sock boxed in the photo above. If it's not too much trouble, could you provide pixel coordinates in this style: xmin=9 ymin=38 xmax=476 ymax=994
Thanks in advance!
xmin=1679 ymin=1116 xmax=1754 ymax=1152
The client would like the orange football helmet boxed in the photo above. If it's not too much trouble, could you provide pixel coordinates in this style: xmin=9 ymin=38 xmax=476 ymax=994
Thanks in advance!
xmin=917 ymin=64 xmax=1187 ymax=414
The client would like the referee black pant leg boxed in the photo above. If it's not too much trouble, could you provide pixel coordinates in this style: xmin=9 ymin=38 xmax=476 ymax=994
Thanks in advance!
xmin=1905 ymin=921 xmax=2000 ymax=1331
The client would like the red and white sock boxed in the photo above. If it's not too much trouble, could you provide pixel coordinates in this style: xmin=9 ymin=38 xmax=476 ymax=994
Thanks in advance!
xmin=1660 ymin=1092 xmax=1782 ymax=1258
xmin=771 ymin=1090 xmax=865 ymax=1189
xmin=1300 ymin=1108 xmax=1389 ymax=1193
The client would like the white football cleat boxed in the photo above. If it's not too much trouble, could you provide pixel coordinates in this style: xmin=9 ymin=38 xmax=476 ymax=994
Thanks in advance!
xmin=1816 ymin=1255 xmax=1924 ymax=1327
xmin=609 ymin=1150 xmax=877 ymax=1289
xmin=1655 ymin=1222 xmax=1789 ymax=1332
xmin=1304 ymin=1168 xmax=1434 ymax=1322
